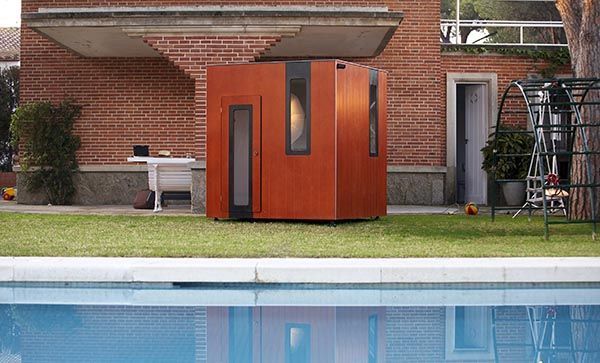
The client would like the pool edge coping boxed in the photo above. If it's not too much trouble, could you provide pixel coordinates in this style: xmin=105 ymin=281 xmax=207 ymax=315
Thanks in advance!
xmin=1 ymin=257 xmax=599 ymax=284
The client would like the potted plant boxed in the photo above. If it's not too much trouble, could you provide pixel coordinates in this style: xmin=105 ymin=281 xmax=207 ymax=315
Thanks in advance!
xmin=481 ymin=126 xmax=535 ymax=206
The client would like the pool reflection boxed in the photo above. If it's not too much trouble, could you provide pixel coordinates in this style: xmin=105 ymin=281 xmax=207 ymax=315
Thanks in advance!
xmin=1 ymin=304 xmax=599 ymax=362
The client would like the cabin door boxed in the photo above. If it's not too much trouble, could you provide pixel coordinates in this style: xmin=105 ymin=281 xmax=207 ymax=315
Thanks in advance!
xmin=221 ymin=96 xmax=262 ymax=218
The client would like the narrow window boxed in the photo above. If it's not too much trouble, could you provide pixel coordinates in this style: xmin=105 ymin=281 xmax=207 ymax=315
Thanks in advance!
xmin=368 ymin=314 xmax=378 ymax=363
xmin=229 ymin=307 xmax=253 ymax=363
xmin=285 ymin=323 xmax=311 ymax=363
xmin=369 ymin=69 xmax=379 ymax=157
xmin=286 ymin=62 xmax=311 ymax=155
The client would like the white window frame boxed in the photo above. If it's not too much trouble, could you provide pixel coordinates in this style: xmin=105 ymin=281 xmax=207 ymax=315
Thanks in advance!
xmin=445 ymin=306 xmax=494 ymax=361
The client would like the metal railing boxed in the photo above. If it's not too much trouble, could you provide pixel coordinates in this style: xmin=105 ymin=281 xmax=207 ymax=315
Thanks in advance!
xmin=441 ymin=19 xmax=567 ymax=47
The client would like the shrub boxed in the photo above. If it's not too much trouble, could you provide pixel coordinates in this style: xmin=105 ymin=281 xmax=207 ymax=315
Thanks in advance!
xmin=481 ymin=126 xmax=535 ymax=180
xmin=10 ymin=100 xmax=81 ymax=204
xmin=0 ymin=66 xmax=19 ymax=172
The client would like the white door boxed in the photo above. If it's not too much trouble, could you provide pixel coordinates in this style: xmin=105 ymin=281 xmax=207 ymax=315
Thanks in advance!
xmin=464 ymin=85 xmax=488 ymax=204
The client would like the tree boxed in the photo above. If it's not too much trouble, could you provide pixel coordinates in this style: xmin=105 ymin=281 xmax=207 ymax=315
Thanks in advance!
xmin=555 ymin=1 xmax=600 ymax=222
xmin=0 ymin=66 xmax=19 ymax=172
xmin=441 ymin=0 xmax=565 ymax=45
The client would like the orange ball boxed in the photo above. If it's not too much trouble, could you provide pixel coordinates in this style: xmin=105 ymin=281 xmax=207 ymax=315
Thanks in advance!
xmin=465 ymin=202 xmax=478 ymax=216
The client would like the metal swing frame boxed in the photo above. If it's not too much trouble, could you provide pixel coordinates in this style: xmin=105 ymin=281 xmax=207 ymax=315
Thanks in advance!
xmin=491 ymin=78 xmax=600 ymax=239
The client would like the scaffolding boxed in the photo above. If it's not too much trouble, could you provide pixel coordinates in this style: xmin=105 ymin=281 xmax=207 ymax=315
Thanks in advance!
xmin=491 ymin=78 xmax=600 ymax=239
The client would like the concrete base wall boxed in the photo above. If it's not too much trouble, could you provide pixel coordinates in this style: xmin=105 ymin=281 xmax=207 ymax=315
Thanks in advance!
xmin=387 ymin=172 xmax=445 ymax=206
xmin=17 ymin=171 xmax=148 ymax=206
xmin=16 ymin=168 xmax=445 ymax=211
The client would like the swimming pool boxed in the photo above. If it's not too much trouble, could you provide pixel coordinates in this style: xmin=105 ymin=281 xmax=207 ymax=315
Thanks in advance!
xmin=1 ymin=282 xmax=599 ymax=362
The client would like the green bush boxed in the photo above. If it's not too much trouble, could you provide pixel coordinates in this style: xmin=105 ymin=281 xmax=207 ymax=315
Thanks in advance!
xmin=0 ymin=66 xmax=19 ymax=172
xmin=10 ymin=100 xmax=81 ymax=204
xmin=481 ymin=126 xmax=535 ymax=180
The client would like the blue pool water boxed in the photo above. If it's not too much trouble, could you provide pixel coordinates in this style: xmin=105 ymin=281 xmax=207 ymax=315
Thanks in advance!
xmin=0 ymin=283 xmax=599 ymax=362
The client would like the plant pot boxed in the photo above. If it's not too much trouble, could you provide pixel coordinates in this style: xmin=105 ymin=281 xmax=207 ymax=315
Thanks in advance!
xmin=502 ymin=181 xmax=526 ymax=206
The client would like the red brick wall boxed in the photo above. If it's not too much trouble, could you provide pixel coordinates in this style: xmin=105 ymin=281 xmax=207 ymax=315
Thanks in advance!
xmin=20 ymin=25 xmax=196 ymax=163
xmin=21 ymin=0 xmax=443 ymax=166
xmin=441 ymin=52 xmax=572 ymax=132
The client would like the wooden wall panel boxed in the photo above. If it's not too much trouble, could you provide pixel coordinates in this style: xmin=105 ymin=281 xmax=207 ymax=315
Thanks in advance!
xmin=336 ymin=63 xmax=380 ymax=219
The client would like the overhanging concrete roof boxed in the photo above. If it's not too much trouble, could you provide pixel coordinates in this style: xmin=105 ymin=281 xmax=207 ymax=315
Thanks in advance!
xmin=23 ymin=6 xmax=403 ymax=58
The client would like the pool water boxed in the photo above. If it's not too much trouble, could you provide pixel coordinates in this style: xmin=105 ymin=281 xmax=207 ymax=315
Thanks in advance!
xmin=0 ymin=283 xmax=599 ymax=362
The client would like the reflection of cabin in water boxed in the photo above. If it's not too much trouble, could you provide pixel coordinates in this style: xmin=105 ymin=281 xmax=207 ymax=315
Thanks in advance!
xmin=6 ymin=304 xmax=597 ymax=362
xmin=206 ymin=60 xmax=387 ymax=220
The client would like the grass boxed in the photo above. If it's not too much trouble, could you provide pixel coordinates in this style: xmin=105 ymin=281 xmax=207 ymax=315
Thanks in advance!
xmin=1 ymin=212 xmax=599 ymax=258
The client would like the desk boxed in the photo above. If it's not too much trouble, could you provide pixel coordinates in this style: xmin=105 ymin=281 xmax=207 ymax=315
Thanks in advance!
xmin=127 ymin=157 xmax=196 ymax=212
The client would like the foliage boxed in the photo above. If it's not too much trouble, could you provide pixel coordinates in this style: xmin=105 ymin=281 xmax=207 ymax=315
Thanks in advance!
xmin=10 ymin=100 xmax=81 ymax=204
xmin=0 ymin=66 xmax=19 ymax=172
xmin=0 ymin=213 xmax=598 ymax=257
xmin=441 ymin=0 xmax=565 ymax=45
xmin=481 ymin=126 xmax=535 ymax=180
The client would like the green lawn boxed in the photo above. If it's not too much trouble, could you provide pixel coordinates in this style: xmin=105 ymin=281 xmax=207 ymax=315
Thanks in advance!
xmin=0 ymin=212 xmax=598 ymax=257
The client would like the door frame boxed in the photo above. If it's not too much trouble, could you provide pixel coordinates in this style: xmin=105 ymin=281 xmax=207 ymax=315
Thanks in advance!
xmin=446 ymin=73 xmax=497 ymax=204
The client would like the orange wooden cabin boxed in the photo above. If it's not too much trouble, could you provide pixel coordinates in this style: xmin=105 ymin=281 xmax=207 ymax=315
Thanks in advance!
xmin=206 ymin=60 xmax=387 ymax=220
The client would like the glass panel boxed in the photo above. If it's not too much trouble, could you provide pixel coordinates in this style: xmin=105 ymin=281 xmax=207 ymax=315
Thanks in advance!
xmin=229 ymin=307 xmax=253 ymax=363
xmin=369 ymin=70 xmax=378 ymax=157
xmin=455 ymin=306 xmax=487 ymax=349
xmin=290 ymin=79 xmax=307 ymax=152
xmin=286 ymin=323 xmax=310 ymax=363
xmin=368 ymin=314 xmax=378 ymax=363
xmin=232 ymin=108 xmax=250 ymax=207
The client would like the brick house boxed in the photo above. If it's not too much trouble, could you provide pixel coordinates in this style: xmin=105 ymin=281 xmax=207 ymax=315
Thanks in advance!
xmin=17 ymin=1 xmax=569 ymax=210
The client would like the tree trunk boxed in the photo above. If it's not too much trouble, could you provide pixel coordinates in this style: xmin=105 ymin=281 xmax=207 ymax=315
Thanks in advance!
xmin=570 ymin=306 xmax=600 ymax=362
xmin=555 ymin=0 xmax=600 ymax=222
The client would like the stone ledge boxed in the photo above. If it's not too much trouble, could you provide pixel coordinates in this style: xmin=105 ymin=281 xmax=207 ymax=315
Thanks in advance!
xmin=1 ymin=257 xmax=598 ymax=284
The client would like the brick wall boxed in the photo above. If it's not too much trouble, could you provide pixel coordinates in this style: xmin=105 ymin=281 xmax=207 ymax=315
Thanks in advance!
xmin=19 ymin=305 xmax=206 ymax=362
xmin=441 ymin=52 xmax=572 ymax=131
xmin=20 ymin=25 xmax=196 ymax=163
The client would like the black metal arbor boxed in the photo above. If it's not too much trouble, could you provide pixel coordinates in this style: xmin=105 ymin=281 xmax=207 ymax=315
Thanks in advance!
xmin=491 ymin=78 xmax=600 ymax=239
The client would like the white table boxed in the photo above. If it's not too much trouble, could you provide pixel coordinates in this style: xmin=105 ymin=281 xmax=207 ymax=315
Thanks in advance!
xmin=127 ymin=157 xmax=196 ymax=212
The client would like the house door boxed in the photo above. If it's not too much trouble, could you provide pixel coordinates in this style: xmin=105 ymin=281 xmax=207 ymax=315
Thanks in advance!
xmin=456 ymin=84 xmax=487 ymax=204
xmin=221 ymin=96 xmax=262 ymax=218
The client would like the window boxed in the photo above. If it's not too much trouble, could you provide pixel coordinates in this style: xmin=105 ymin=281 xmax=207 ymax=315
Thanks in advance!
xmin=285 ymin=323 xmax=311 ymax=363
xmin=369 ymin=69 xmax=378 ymax=157
xmin=286 ymin=62 xmax=311 ymax=155
xmin=445 ymin=306 xmax=493 ymax=361
xmin=368 ymin=314 xmax=378 ymax=363
xmin=229 ymin=307 xmax=253 ymax=363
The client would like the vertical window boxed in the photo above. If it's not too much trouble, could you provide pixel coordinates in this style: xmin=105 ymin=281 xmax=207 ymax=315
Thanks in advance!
xmin=445 ymin=306 xmax=493 ymax=361
xmin=229 ymin=106 xmax=252 ymax=210
xmin=454 ymin=306 xmax=487 ymax=349
xmin=286 ymin=62 xmax=311 ymax=155
xmin=368 ymin=314 xmax=378 ymax=363
xmin=229 ymin=307 xmax=253 ymax=363
xmin=369 ymin=69 xmax=378 ymax=157
xmin=285 ymin=323 xmax=311 ymax=363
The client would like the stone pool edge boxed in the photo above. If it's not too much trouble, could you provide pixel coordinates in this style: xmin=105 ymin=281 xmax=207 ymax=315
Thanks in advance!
xmin=0 ymin=257 xmax=599 ymax=284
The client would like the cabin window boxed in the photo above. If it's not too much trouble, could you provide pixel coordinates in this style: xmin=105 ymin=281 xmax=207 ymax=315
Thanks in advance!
xmin=368 ymin=314 xmax=378 ymax=363
xmin=369 ymin=69 xmax=378 ymax=157
xmin=285 ymin=323 xmax=311 ymax=363
xmin=229 ymin=307 xmax=253 ymax=362
xmin=286 ymin=62 xmax=311 ymax=155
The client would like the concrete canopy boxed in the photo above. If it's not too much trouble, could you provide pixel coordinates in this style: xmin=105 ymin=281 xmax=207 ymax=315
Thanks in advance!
xmin=23 ymin=6 xmax=403 ymax=58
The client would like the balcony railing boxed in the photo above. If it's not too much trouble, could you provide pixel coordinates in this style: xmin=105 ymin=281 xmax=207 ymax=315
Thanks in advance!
xmin=441 ymin=19 xmax=567 ymax=47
